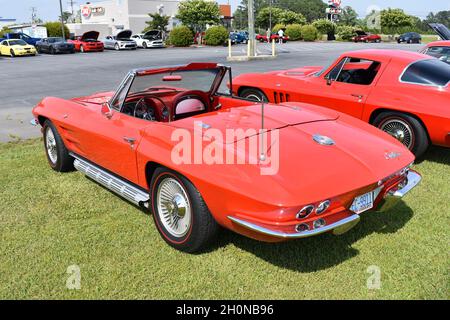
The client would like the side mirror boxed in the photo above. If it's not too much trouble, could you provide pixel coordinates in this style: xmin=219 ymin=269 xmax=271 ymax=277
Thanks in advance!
xmin=101 ymin=103 xmax=113 ymax=119
xmin=326 ymin=78 xmax=333 ymax=86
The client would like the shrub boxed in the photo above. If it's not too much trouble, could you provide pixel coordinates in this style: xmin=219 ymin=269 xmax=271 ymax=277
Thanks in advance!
xmin=285 ymin=24 xmax=303 ymax=41
xmin=301 ymin=25 xmax=319 ymax=42
xmin=336 ymin=25 xmax=356 ymax=41
xmin=205 ymin=25 xmax=228 ymax=46
xmin=44 ymin=22 xmax=70 ymax=38
xmin=0 ymin=26 xmax=12 ymax=38
xmin=272 ymin=23 xmax=286 ymax=34
xmin=312 ymin=19 xmax=336 ymax=35
xmin=168 ymin=26 xmax=193 ymax=47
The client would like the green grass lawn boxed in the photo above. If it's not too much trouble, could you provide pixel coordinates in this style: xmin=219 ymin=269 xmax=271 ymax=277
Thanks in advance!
xmin=0 ymin=139 xmax=449 ymax=299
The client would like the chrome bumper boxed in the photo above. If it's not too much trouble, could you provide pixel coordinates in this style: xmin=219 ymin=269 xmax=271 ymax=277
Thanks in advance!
xmin=228 ymin=214 xmax=361 ymax=239
xmin=376 ymin=170 xmax=421 ymax=212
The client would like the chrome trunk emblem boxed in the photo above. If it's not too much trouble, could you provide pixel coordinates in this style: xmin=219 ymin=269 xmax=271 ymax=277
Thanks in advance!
xmin=313 ymin=134 xmax=335 ymax=146
xmin=385 ymin=151 xmax=402 ymax=160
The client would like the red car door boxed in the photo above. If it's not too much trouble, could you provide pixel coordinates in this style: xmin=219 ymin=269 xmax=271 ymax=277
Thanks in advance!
xmin=317 ymin=57 xmax=383 ymax=119
xmin=78 ymin=111 xmax=150 ymax=185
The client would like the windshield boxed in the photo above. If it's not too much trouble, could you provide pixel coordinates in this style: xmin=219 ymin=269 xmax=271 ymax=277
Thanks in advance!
xmin=9 ymin=40 xmax=27 ymax=46
xmin=130 ymin=69 xmax=220 ymax=95
xmin=48 ymin=38 xmax=63 ymax=43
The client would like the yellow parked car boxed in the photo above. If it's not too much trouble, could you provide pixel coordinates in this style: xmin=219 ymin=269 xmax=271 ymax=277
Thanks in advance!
xmin=0 ymin=39 xmax=37 ymax=57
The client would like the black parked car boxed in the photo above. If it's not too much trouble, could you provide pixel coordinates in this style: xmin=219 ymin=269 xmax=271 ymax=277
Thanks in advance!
xmin=397 ymin=32 xmax=422 ymax=44
xmin=35 ymin=37 xmax=75 ymax=54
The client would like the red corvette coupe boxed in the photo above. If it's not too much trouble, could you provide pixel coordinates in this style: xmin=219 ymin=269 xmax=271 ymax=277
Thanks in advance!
xmin=69 ymin=31 xmax=104 ymax=52
xmin=420 ymin=24 xmax=450 ymax=64
xmin=31 ymin=63 xmax=420 ymax=252
xmin=352 ymin=31 xmax=381 ymax=43
xmin=233 ymin=50 xmax=450 ymax=157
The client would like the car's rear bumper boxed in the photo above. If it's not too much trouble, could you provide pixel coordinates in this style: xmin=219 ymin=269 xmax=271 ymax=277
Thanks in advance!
xmin=228 ymin=170 xmax=421 ymax=240
xmin=376 ymin=170 xmax=422 ymax=212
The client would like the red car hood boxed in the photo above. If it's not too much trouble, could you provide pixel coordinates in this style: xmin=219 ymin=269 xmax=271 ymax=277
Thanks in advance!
xmin=168 ymin=103 xmax=414 ymax=205
xmin=265 ymin=66 xmax=323 ymax=78
xmin=71 ymin=91 xmax=114 ymax=105
xmin=172 ymin=103 xmax=339 ymax=143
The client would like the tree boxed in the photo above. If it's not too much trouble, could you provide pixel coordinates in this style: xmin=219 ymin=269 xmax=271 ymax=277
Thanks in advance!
xmin=59 ymin=11 xmax=72 ymax=23
xmin=0 ymin=26 xmax=12 ymax=38
xmin=381 ymin=8 xmax=413 ymax=35
xmin=278 ymin=0 xmax=327 ymax=22
xmin=256 ymin=7 xmax=305 ymax=29
xmin=425 ymin=10 xmax=450 ymax=27
xmin=339 ymin=6 xmax=358 ymax=26
xmin=44 ymin=22 xmax=70 ymax=38
xmin=143 ymin=13 xmax=170 ymax=32
xmin=176 ymin=0 xmax=220 ymax=31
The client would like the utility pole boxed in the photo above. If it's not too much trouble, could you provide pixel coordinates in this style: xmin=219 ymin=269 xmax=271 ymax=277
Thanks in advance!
xmin=269 ymin=0 xmax=272 ymax=32
xmin=58 ymin=0 xmax=66 ymax=41
xmin=31 ymin=7 xmax=37 ymax=24
xmin=248 ymin=0 xmax=256 ymax=57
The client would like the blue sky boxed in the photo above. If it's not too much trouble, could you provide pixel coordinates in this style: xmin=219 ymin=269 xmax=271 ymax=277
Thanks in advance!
xmin=1 ymin=0 xmax=449 ymax=24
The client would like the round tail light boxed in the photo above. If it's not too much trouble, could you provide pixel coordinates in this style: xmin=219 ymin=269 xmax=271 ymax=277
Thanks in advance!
xmin=296 ymin=205 xmax=314 ymax=219
xmin=316 ymin=200 xmax=330 ymax=215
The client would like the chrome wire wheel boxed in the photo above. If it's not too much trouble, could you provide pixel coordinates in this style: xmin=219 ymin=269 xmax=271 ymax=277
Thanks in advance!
xmin=245 ymin=93 xmax=263 ymax=101
xmin=156 ymin=177 xmax=192 ymax=237
xmin=45 ymin=127 xmax=58 ymax=164
xmin=379 ymin=118 xmax=414 ymax=149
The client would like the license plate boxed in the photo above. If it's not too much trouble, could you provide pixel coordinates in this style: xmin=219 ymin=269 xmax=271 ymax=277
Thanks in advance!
xmin=350 ymin=191 xmax=374 ymax=214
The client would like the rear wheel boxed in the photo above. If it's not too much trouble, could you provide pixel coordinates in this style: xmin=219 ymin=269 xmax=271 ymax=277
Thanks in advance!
xmin=239 ymin=88 xmax=268 ymax=102
xmin=43 ymin=120 xmax=74 ymax=172
xmin=150 ymin=168 xmax=220 ymax=253
xmin=373 ymin=111 xmax=429 ymax=158
xmin=50 ymin=47 xmax=56 ymax=55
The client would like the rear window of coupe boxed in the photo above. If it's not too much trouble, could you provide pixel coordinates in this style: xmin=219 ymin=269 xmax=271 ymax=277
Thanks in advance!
xmin=401 ymin=59 xmax=450 ymax=87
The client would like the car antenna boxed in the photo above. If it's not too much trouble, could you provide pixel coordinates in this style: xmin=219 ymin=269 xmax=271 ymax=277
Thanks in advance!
xmin=260 ymin=101 xmax=266 ymax=162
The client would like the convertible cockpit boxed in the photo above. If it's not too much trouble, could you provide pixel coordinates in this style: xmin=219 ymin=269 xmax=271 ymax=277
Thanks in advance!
xmin=108 ymin=63 xmax=229 ymax=122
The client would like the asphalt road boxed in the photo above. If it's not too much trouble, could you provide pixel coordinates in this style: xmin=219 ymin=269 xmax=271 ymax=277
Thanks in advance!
xmin=0 ymin=41 xmax=421 ymax=142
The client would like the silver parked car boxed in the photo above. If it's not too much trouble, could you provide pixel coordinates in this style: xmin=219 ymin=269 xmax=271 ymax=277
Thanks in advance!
xmin=103 ymin=30 xmax=137 ymax=50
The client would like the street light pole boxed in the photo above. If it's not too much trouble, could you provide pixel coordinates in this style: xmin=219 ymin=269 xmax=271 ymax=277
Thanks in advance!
xmin=248 ymin=0 xmax=256 ymax=57
xmin=58 ymin=0 xmax=66 ymax=41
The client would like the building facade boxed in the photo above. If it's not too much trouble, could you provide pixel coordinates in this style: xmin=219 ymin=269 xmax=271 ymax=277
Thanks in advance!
xmin=68 ymin=0 xmax=181 ymax=38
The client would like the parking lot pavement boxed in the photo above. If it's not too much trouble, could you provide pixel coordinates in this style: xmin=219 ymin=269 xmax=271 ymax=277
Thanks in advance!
xmin=0 ymin=42 xmax=421 ymax=142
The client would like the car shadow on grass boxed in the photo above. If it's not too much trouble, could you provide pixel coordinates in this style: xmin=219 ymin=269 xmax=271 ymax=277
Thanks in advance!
xmin=416 ymin=146 xmax=450 ymax=166
xmin=213 ymin=202 xmax=414 ymax=273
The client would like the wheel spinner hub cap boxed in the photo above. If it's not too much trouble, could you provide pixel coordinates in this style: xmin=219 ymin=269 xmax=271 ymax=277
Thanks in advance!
xmin=46 ymin=128 xmax=58 ymax=164
xmin=380 ymin=119 xmax=413 ymax=149
xmin=157 ymin=178 xmax=191 ymax=237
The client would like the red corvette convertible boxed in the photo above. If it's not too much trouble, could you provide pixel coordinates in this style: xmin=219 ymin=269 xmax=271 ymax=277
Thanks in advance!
xmin=233 ymin=50 xmax=450 ymax=157
xmin=69 ymin=31 xmax=104 ymax=52
xmin=31 ymin=63 xmax=420 ymax=252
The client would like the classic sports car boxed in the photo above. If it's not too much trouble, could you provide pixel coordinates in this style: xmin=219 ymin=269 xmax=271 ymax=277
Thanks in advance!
xmin=103 ymin=30 xmax=137 ymax=50
xmin=69 ymin=31 xmax=104 ymax=52
xmin=35 ymin=37 xmax=75 ymax=54
xmin=131 ymin=31 xmax=164 ymax=48
xmin=0 ymin=39 xmax=36 ymax=57
xmin=31 ymin=63 xmax=421 ymax=253
xmin=420 ymin=23 xmax=450 ymax=64
xmin=352 ymin=31 xmax=381 ymax=43
xmin=233 ymin=49 xmax=450 ymax=157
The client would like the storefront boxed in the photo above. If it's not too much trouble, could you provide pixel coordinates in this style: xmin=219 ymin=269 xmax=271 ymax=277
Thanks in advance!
xmin=68 ymin=0 xmax=181 ymax=38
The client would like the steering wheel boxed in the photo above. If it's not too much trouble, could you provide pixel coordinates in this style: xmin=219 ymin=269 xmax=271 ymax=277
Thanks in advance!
xmin=134 ymin=98 xmax=156 ymax=121
xmin=172 ymin=90 xmax=209 ymax=117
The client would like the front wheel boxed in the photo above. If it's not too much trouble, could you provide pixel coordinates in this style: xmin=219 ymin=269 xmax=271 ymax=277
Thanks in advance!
xmin=150 ymin=168 xmax=220 ymax=253
xmin=43 ymin=120 xmax=74 ymax=172
xmin=10 ymin=49 xmax=15 ymax=57
xmin=80 ymin=45 xmax=84 ymax=53
xmin=239 ymin=88 xmax=269 ymax=102
xmin=143 ymin=42 xmax=148 ymax=49
xmin=373 ymin=112 xmax=429 ymax=158
xmin=114 ymin=43 xmax=120 ymax=50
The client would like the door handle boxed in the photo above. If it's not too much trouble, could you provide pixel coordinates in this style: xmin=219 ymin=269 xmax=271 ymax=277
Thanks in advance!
xmin=351 ymin=94 xmax=364 ymax=100
xmin=123 ymin=137 xmax=136 ymax=144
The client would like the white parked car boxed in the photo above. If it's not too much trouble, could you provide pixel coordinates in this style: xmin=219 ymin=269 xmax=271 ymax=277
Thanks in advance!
xmin=131 ymin=30 xmax=165 ymax=48
xmin=103 ymin=30 xmax=137 ymax=50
